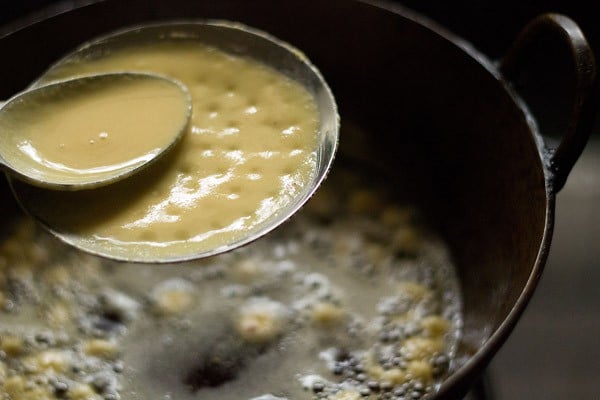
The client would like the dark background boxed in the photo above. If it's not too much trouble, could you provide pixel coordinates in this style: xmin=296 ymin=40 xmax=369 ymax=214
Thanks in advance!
xmin=3 ymin=0 xmax=600 ymax=60
xmin=1 ymin=1 xmax=598 ymax=399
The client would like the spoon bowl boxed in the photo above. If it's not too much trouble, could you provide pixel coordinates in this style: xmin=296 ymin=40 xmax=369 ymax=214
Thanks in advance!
xmin=0 ymin=72 xmax=192 ymax=190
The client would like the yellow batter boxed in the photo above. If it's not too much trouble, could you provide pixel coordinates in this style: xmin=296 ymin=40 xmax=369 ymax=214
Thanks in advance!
xmin=17 ymin=41 xmax=319 ymax=261
xmin=0 ymin=75 xmax=190 ymax=187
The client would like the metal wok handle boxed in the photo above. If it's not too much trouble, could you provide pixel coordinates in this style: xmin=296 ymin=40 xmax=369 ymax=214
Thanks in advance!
xmin=500 ymin=13 xmax=597 ymax=193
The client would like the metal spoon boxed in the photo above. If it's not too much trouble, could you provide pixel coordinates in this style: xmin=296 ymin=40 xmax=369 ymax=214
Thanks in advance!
xmin=0 ymin=72 xmax=192 ymax=190
xmin=8 ymin=21 xmax=339 ymax=264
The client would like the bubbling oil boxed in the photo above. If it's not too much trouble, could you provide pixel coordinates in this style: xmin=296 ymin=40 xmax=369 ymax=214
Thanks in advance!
xmin=0 ymin=162 xmax=462 ymax=400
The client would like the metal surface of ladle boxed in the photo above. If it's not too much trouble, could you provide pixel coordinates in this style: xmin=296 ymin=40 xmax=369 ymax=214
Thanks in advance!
xmin=7 ymin=21 xmax=339 ymax=264
xmin=0 ymin=72 xmax=192 ymax=190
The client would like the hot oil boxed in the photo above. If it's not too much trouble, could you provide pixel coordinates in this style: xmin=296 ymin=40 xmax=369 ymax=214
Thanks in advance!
xmin=0 ymin=161 xmax=462 ymax=400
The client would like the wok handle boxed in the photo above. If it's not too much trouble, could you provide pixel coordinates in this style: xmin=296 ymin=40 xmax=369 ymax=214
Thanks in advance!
xmin=499 ymin=13 xmax=597 ymax=193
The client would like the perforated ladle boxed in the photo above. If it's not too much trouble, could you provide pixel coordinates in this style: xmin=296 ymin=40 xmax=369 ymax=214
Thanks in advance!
xmin=6 ymin=21 xmax=339 ymax=264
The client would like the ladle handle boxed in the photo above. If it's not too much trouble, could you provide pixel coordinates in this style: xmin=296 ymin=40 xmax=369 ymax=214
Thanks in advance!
xmin=499 ymin=13 xmax=597 ymax=194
